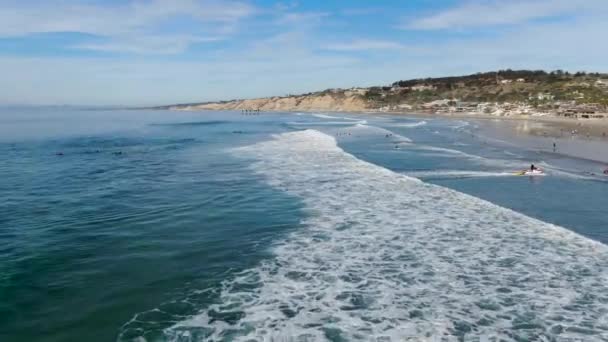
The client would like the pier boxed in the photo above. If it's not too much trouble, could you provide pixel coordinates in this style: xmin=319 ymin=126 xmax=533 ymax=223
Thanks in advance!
xmin=241 ymin=109 xmax=261 ymax=115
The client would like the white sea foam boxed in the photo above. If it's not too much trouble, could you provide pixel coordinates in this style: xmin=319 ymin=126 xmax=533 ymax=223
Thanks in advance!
xmin=166 ymin=130 xmax=608 ymax=341
xmin=405 ymin=170 xmax=515 ymax=180
xmin=451 ymin=120 xmax=471 ymax=130
xmin=311 ymin=113 xmax=346 ymax=120
xmin=346 ymin=123 xmax=412 ymax=143
xmin=394 ymin=120 xmax=427 ymax=128
xmin=287 ymin=120 xmax=368 ymax=126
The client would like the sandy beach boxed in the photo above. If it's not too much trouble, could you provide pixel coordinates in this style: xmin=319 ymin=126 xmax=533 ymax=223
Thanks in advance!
xmin=382 ymin=111 xmax=608 ymax=139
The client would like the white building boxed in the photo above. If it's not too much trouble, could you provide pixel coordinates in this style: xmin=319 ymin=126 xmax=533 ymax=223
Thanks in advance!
xmin=596 ymin=80 xmax=608 ymax=88
xmin=411 ymin=84 xmax=436 ymax=91
xmin=533 ymin=93 xmax=555 ymax=101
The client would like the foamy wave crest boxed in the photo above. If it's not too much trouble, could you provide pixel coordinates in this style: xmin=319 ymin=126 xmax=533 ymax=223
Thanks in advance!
xmin=394 ymin=120 xmax=427 ymax=128
xmin=348 ymin=124 xmax=412 ymax=143
xmin=311 ymin=113 xmax=349 ymax=120
xmin=287 ymin=120 xmax=368 ymax=126
xmin=405 ymin=170 xmax=515 ymax=180
xmin=166 ymin=130 xmax=608 ymax=341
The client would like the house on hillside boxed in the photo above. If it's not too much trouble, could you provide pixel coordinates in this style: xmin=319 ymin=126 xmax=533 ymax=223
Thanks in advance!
xmin=571 ymin=90 xmax=585 ymax=99
xmin=532 ymin=93 xmax=555 ymax=101
xmin=411 ymin=84 xmax=436 ymax=91
xmin=558 ymin=104 xmax=605 ymax=119
xmin=516 ymin=78 xmax=526 ymax=83
xmin=391 ymin=86 xmax=409 ymax=92
xmin=422 ymin=99 xmax=451 ymax=109
xmin=345 ymin=88 xmax=368 ymax=96
xmin=500 ymin=79 xmax=513 ymax=84
xmin=596 ymin=80 xmax=608 ymax=88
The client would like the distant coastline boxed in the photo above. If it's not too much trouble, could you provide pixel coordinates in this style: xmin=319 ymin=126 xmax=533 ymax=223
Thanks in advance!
xmin=160 ymin=69 xmax=608 ymax=136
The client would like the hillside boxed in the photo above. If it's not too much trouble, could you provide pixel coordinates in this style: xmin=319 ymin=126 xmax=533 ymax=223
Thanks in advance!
xmin=166 ymin=90 xmax=371 ymax=112
xmin=167 ymin=70 xmax=608 ymax=117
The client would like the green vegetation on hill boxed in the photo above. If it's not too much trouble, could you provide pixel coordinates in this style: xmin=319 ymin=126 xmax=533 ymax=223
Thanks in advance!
xmin=161 ymin=69 xmax=608 ymax=112
xmin=381 ymin=69 xmax=608 ymax=108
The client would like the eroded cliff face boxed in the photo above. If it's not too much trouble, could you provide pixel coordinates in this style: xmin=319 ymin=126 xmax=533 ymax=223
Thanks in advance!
xmin=171 ymin=93 xmax=371 ymax=112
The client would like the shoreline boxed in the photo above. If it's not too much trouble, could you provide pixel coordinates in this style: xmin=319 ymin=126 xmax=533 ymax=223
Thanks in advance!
xmin=173 ymin=107 xmax=608 ymax=139
xmin=390 ymin=111 xmax=608 ymax=139
xmin=171 ymin=107 xmax=608 ymax=163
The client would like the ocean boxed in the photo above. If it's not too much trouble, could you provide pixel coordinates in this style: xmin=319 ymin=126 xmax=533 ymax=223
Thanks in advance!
xmin=1 ymin=108 xmax=608 ymax=341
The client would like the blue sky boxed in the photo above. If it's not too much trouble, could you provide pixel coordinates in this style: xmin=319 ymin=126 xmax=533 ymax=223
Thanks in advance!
xmin=0 ymin=0 xmax=607 ymax=106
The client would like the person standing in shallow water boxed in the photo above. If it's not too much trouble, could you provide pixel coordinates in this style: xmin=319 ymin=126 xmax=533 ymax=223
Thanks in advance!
xmin=553 ymin=142 xmax=556 ymax=152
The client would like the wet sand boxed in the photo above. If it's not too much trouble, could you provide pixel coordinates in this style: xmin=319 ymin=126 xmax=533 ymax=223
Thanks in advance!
xmin=470 ymin=118 xmax=608 ymax=165
xmin=391 ymin=112 xmax=608 ymax=139
xmin=381 ymin=111 xmax=608 ymax=164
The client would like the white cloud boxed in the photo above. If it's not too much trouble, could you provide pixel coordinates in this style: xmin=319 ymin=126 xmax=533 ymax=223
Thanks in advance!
xmin=275 ymin=11 xmax=330 ymax=25
xmin=0 ymin=0 xmax=256 ymax=53
xmin=1 ymin=0 xmax=607 ymax=106
xmin=407 ymin=0 xmax=608 ymax=30
xmin=324 ymin=39 xmax=404 ymax=51
xmin=75 ymin=35 xmax=222 ymax=55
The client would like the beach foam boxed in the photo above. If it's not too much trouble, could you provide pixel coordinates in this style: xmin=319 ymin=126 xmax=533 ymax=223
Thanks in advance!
xmin=166 ymin=129 xmax=608 ymax=341
xmin=311 ymin=113 xmax=360 ymax=121
xmin=394 ymin=120 xmax=427 ymax=128
xmin=346 ymin=123 xmax=412 ymax=143
xmin=287 ymin=120 xmax=368 ymax=126
xmin=404 ymin=170 xmax=515 ymax=180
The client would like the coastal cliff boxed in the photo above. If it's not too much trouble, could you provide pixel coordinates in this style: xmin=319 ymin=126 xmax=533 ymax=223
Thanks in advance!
xmin=166 ymin=70 xmax=608 ymax=117
xmin=170 ymin=91 xmax=370 ymax=112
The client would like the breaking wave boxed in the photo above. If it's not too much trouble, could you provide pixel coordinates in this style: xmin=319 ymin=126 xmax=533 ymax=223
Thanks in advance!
xmin=287 ymin=120 xmax=368 ymax=126
xmin=404 ymin=170 xmax=515 ymax=180
xmin=346 ymin=123 xmax=412 ymax=143
xmin=165 ymin=130 xmax=608 ymax=341
xmin=394 ymin=120 xmax=427 ymax=128
xmin=311 ymin=113 xmax=353 ymax=120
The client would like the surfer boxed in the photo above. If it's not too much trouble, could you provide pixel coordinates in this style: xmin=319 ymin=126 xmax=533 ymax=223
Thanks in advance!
xmin=604 ymin=168 xmax=608 ymax=175
xmin=530 ymin=164 xmax=537 ymax=171
xmin=553 ymin=142 xmax=556 ymax=152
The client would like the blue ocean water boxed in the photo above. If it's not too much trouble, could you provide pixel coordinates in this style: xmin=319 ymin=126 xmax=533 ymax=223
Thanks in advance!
xmin=1 ymin=108 xmax=608 ymax=341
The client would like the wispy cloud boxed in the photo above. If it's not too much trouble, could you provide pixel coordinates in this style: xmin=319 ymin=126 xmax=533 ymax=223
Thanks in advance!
xmin=1 ymin=0 xmax=607 ymax=106
xmin=75 ymin=35 xmax=222 ymax=55
xmin=324 ymin=39 xmax=404 ymax=51
xmin=406 ymin=0 xmax=607 ymax=30
xmin=0 ymin=0 xmax=255 ymax=53
xmin=275 ymin=11 xmax=330 ymax=25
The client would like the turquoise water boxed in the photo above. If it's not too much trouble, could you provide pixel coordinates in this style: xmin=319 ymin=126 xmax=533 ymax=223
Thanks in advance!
xmin=1 ymin=108 xmax=608 ymax=341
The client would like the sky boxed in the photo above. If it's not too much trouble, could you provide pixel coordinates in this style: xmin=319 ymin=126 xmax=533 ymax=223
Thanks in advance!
xmin=0 ymin=0 xmax=607 ymax=106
